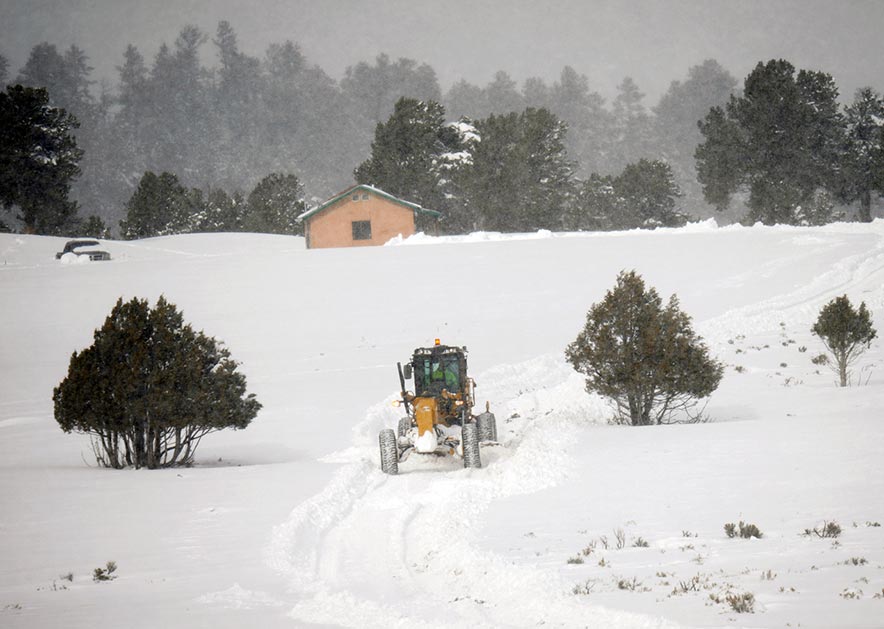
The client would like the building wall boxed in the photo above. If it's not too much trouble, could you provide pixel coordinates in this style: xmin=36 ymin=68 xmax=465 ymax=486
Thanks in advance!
xmin=306 ymin=191 xmax=416 ymax=249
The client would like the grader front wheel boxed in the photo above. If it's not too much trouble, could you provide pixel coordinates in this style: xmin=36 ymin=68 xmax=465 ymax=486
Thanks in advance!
xmin=462 ymin=422 xmax=481 ymax=469
xmin=379 ymin=428 xmax=399 ymax=475
xmin=476 ymin=411 xmax=497 ymax=442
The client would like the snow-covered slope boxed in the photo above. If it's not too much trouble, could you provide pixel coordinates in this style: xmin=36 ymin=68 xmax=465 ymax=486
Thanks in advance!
xmin=1 ymin=222 xmax=882 ymax=628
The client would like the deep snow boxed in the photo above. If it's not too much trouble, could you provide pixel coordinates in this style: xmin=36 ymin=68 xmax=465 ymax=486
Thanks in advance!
xmin=1 ymin=221 xmax=883 ymax=628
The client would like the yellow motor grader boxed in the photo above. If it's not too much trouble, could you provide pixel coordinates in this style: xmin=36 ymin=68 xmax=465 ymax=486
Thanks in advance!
xmin=379 ymin=340 xmax=496 ymax=474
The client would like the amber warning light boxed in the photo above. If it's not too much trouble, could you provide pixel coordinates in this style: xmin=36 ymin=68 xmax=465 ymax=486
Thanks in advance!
xmin=434 ymin=338 xmax=441 ymax=346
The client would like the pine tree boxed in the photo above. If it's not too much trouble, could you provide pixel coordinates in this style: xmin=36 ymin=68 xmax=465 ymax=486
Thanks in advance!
xmin=244 ymin=172 xmax=305 ymax=235
xmin=341 ymin=53 xmax=442 ymax=126
xmin=189 ymin=188 xmax=246 ymax=232
xmin=53 ymin=296 xmax=261 ymax=469
xmin=354 ymin=97 xmax=460 ymax=213
xmin=696 ymin=59 xmax=846 ymax=224
xmin=0 ymin=85 xmax=83 ymax=234
xmin=566 ymin=271 xmax=723 ymax=425
xmin=549 ymin=66 xmax=611 ymax=178
xmin=465 ymin=107 xmax=575 ymax=232
xmin=613 ymin=159 xmax=687 ymax=228
xmin=444 ymin=79 xmax=488 ymax=119
xmin=812 ymin=295 xmax=877 ymax=387
xmin=610 ymin=77 xmax=652 ymax=172
xmin=839 ymin=88 xmax=884 ymax=222
xmin=484 ymin=71 xmax=523 ymax=114
xmin=120 ymin=171 xmax=198 ymax=239
xmin=653 ymin=60 xmax=738 ymax=214
xmin=568 ymin=160 xmax=686 ymax=231
xmin=80 ymin=214 xmax=111 ymax=239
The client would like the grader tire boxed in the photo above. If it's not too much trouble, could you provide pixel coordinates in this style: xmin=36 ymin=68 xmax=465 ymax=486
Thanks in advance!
xmin=477 ymin=411 xmax=497 ymax=442
xmin=397 ymin=417 xmax=412 ymax=438
xmin=462 ymin=422 xmax=481 ymax=469
xmin=379 ymin=429 xmax=399 ymax=475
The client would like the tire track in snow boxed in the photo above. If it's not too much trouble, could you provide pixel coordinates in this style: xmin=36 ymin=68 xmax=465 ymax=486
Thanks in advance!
xmin=266 ymin=355 xmax=680 ymax=628
xmin=700 ymin=225 xmax=884 ymax=345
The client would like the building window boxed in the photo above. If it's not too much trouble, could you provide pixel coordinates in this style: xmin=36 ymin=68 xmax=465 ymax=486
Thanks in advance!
xmin=362 ymin=193 xmax=369 ymax=200
xmin=352 ymin=220 xmax=372 ymax=240
xmin=352 ymin=193 xmax=359 ymax=201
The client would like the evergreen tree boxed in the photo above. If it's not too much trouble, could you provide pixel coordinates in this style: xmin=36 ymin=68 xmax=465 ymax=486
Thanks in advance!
xmin=839 ymin=87 xmax=884 ymax=222
xmin=568 ymin=160 xmax=686 ymax=230
xmin=354 ymin=97 xmax=461 ymax=211
xmin=653 ymin=60 xmax=738 ymax=215
xmin=566 ymin=173 xmax=618 ymax=231
xmin=244 ymin=172 xmax=305 ymax=235
xmin=0 ymin=53 xmax=8 ymax=85
xmin=484 ymin=70 xmax=523 ymax=114
xmin=464 ymin=107 xmax=575 ymax=231
xmin=189 ymin=187 xmax=246 ymax=232
xmin=341 ymin=53 xmax=441 ymax=125
xmin=444 ymin=79 xmax=488 ymax=119
xmin=120 ymin=171 xmax=198 ymax=239
xmin=610 ymin=77 xmax=653 ymax=171
xmin=613 ymin=159 xmax=686 ymax=228
xmin=522 ymin=76 xmax=551 ymax=109
xmin=212 ymin=21 xmax=264 ymax=191
xmin=0 ymin=85 xmax=82 ymax=234
xmin=80 ymin=214 xmax=111 ymax=239
xmin=260 ymin=41 xmax=354 ymax=198
xmin=812 ymin=295 xmax=877 ymax=387
xmin=566 ymin=270 xmax=723 ymax=425
xmin=696 ymin=59 xmax=846 ymax=224
xmin=53 ymin=296 xmax=261 ymax=469
xmin=142 ymin=26 xmax=214 ymax=179
xmin=549 ymin=66 xmax=611 ymax=177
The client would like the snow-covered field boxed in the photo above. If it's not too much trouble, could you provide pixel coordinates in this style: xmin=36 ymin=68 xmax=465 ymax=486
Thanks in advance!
xmin=1 ymin=222 xmax=883 ymax=628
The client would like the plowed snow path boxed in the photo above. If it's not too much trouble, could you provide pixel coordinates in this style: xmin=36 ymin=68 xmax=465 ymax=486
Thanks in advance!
xmin=266 ymin=356 xmax=678 ymax=628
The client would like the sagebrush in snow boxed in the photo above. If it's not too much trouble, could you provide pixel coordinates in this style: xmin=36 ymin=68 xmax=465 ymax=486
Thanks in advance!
xmin=725 ymin=521 xmax=763 ymax=539
xmin=566 ymin=270 xmax=723 ymax=425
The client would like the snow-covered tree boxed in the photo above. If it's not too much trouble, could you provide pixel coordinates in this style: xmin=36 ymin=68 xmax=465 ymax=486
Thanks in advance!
xmin=188 ymin=188 xmax=246 ymax=233
xmin=355 ymin=97 xmax=462 ymax=219
xmin=0 ymin=85 xmax=83 ymax=234
xmin=566 ymin=270 xmax=723 ymax=425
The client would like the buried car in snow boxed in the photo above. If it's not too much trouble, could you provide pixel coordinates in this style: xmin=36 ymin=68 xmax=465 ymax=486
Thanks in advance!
xmin=55 ymin=239 xmax=111 ymax=261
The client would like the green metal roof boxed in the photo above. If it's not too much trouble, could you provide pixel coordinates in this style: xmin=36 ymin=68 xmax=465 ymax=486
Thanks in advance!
xmin=298 ymin=184 xmax=442 ymax=221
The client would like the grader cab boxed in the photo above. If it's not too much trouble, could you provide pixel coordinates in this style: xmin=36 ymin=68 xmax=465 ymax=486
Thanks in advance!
xmin=379 ymin=340 xmax=497 ymax=474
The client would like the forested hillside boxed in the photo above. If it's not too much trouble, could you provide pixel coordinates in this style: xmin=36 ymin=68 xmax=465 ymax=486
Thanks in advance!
xmin=1 ymin=20 xmax=882 ymax=235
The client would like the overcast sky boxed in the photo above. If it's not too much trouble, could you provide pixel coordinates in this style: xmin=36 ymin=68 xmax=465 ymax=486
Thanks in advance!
xmin=2 ymin=0 xmax=883 ymax=103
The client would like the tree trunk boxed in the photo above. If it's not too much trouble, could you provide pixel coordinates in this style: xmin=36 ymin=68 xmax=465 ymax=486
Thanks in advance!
xmin=838 ymin=356 xmax=848 ymax=387
xmin=860 ymin=190 xmax=872 ymax=223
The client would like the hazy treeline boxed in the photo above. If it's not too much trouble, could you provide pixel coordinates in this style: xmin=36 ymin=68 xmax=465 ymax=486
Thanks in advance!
xmin=1 ymin=20 xmax=744 ymax=232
